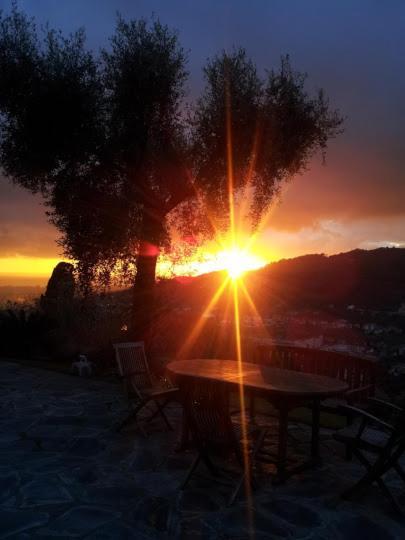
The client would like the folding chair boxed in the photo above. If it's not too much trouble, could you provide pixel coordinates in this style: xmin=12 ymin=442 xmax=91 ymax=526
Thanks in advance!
xmin=333 ymin=400 xmax=405 ymax=514
xmin=113 ymin=341 xmax=178 ymax=434
xmin=181 ymin=378 xmax=266 ymax=505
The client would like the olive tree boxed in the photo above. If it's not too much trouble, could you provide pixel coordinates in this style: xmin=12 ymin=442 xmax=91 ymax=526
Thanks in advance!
xmin=0 ymin=6 xmax=342 ymax=342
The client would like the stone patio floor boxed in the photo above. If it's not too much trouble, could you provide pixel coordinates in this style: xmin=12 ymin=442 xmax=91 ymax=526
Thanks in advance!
xmin=0 ymin=359 xmax=404 ymax=539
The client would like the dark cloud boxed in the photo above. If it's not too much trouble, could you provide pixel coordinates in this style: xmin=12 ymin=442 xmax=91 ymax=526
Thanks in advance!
xmin=0 ymin=179 xmax=59 ymax=257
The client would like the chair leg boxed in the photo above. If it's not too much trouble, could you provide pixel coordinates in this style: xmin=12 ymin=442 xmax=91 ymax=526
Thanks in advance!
xmin=200 ymin=453 xmax=220 ymax=477
xmin=341 ymin=449 xmax=375 ymax=499
xmin=252 ymin=429 xmax=267 ymax=459
xmin=154 ymin=399 xmax=173 ymax=431
xmin=374 ymin=475 xmax=403 ymax=515
xmin=181 ymin=454 xmax=201 ymax=489
xmin=229 ymin=429 xmax=266 ymax=506
xmin=342 ymin=449 xmax=403 ymax=514
xmin=229 ymin=471 xmax=247 ymax=506
xmin=394 ymin=462 xmax=405 ymax=484
xmin=116 ymin=400 xmax=147 ymax=433
xmin=116 ymin=411 xmax=137 ymax=432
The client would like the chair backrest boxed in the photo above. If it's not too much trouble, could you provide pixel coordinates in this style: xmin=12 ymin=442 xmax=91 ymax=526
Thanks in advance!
xmin=181 ymin=378 xmax=237 ymax=455
xmin=113 ymin=341 xmax=152 ymax=395
xmin=251 ymin=342 xmax=378 ymax=395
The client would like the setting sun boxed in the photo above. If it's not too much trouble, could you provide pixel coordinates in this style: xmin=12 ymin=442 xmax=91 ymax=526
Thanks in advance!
xmin=216 ymin=247 xmax=266 ymax=280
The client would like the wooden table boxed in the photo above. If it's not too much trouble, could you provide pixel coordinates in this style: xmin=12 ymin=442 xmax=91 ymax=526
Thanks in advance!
xmin=168 ymin=359 xmax=348 ymax=481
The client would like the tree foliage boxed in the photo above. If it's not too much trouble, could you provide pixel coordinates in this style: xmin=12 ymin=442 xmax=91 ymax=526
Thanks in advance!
xmin=189 ymin=50 xmax=343 ymax=226
xmin=0 ymin=5 xmax=343 ymax=295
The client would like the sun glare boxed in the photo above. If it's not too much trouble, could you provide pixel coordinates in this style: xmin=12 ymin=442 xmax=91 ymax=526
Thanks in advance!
xmin=217 ymin=247 xmax=266 ymax=280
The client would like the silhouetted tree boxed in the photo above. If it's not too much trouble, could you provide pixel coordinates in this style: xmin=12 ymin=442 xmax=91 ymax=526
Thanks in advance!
xmin=0 ymin=6 xmax=343 ymax=343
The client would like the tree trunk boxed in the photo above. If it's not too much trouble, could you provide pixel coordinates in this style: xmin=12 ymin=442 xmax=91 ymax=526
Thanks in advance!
xmin=131 ymin=209 xmax=163 ymax=348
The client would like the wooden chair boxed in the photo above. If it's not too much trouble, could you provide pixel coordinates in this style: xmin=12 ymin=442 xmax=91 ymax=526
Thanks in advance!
xmin=333 ymin=399 xmax=405 ymax=514
xmin=113 ymin=341 xmax=178 ymax=434
xmin=180 ymin=378 xmax=266 ymax=505
xmin=247 ymin=343 xmax=379 ymax=421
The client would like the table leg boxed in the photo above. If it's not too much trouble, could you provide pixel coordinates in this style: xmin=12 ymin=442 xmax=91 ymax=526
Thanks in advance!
xmin=311 ymin=399 xmax=321 ymax=461
xmin=174 ymin=386 xmax=190 ymax=452
xmin=275 ymin=404 xmax=289 ymax=482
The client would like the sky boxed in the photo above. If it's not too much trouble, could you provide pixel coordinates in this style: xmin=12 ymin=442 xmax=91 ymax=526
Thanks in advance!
xmin=0 ymin=0 xmax=404 ymax=283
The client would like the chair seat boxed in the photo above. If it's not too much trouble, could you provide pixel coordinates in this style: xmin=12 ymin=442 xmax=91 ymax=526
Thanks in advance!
xmin=334 ymin=423 xmax=391 ymax=452
xmin=147 ymin=386 xmax=179 ymax=398
xmin=321 ymin=396 xmax=347 ymax=409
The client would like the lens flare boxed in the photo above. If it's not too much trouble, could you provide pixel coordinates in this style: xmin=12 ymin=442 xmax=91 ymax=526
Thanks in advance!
xmin=216 ymin=247 xmax=266 ymax=280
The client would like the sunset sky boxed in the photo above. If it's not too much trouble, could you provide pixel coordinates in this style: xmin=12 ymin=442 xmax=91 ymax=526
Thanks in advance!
xmin=1 ymin=0 xmax=404 ymax=284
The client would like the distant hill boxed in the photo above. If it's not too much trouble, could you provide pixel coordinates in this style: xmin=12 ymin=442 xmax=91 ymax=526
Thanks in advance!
xmin=249 ymin=247 xmax=405 ymax=311
xmin=1 ymin=248 xmax=404 ymax=312
xmin=157 ymin=248 xmax=405 ymax=312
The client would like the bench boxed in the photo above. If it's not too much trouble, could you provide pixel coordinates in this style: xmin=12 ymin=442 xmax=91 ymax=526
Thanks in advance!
xmin=247 ymin=343 xmax=380 ymax=416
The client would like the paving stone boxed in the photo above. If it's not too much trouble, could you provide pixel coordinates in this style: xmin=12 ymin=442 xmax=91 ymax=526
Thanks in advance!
xmin=0 ymin=419 xmax=39 ymax=440
xmin=37 ymin=506 xmax=120 ymax=537
xmin=264 ymin=498 xmax=322 ymax=529
xmin=129 ymin=447 xmax=166 ymax=471
xmin=165 ymin=454 xmax=194 ymax=471
xmin=0 ymin=472 xmax=19 ymax=503
xmin=82 ymin=483 xmax=147 ymax=507
xmin=333 ymin=515 xmax=396 ymax=540
xmin=84 ymin=520 xmax=150 ymax=539
xmin=22 ymin=456 xmax=66 ymax=475
xmin=178 ymin=516 xmax=218 ymax=540
xmin=219 ymin=507 xmax=291 ymax=538
xmin=41 ymin=415 xmax=85 ymax=426
xmin=180 ymin=489 xmax=222 ymax=512
xmin=20 ymin=475 xmax=73 ymax=507
xmin=67 ymin=437 xmax=106 ymax=457
xmin=132 ymin=495 xmax=171 ymax=532
xmin=45 ymin=406 xmax=83 ymax=417
xmin=0 ymin=509 xmax=49 ymax=539
xmin=131 ymin=471 xmax=183 ymax=497
xmin=59 ymin=464 xmax=100 ymax=485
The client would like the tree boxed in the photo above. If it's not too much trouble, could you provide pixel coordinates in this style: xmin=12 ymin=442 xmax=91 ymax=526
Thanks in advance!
xmin=0 ymin=6 xmax=343 ymax=343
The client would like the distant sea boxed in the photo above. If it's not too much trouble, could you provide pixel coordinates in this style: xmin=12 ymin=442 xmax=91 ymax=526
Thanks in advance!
xmin=0 ymin=275 xmax=47 ymax=305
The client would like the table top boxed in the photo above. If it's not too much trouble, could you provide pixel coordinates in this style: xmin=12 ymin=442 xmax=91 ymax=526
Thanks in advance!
xmin=167 ymin=359 xmax=348 ymax=399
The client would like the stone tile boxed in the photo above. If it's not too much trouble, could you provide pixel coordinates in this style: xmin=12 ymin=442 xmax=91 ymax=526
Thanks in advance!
xmin=37 ymin=506 xmax=120 ymax=537
xmin=263 ymin=498 xmax=322 ymax=529
xmin=41 ymin=415 xmax=85 ymax=426
xmin=20 ymin=475 xmax=73 ymax=507
xmin=218 ymin=506 xmax=292 ymax=538
xmin=58 ymin=464 xmax=100 ymax=485
xmin=332 ymin=515 xmax=396 ymax=540
xmin=0 ymin=509 xmax=49 ymax=539
xmin=130 ymin=495 xmax=172 ymax=533
xmin=21 ymin=456 xmax=67 ymax=475
xmin=83 ymin=520 xmax=151 ymax=539
xmin=0 ymin=472 xmax=19 ymax=503
xmin=179 ymin=489 xmax=223 ymax=513
xmin=82 ymin=483 xmax=147 ymax=508
xmin=66 ymin=437 xmax=106 ymax=457
xmin=177 ymin=516 xmax=218 ymax=540
xmin=128 ymin=471 xmax=184 ymax=498
xmin=45 ymin=406 xmax=83 ymax=417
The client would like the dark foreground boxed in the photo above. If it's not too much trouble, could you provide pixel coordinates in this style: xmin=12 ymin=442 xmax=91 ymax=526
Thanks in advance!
xmin=0 ymin=360 xmax=404 ymax=539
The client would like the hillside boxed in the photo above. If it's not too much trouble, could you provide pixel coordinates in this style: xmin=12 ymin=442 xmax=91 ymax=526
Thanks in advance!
xmin=157 ymin=248 xmax=405 ymax=313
